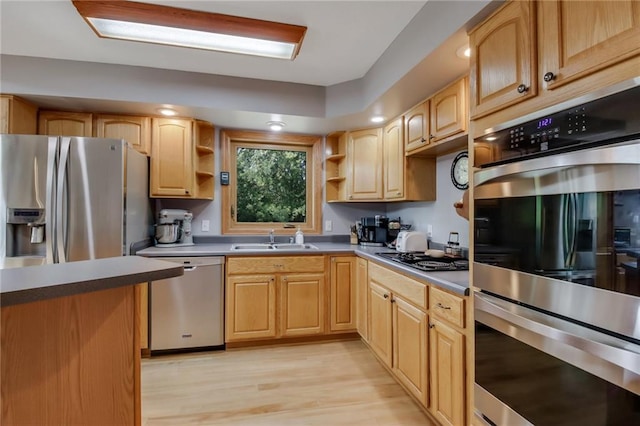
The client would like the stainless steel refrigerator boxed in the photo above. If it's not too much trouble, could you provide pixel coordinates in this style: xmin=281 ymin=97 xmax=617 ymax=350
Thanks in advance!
xmin=1 ymin=135 xmax=151 ymax=269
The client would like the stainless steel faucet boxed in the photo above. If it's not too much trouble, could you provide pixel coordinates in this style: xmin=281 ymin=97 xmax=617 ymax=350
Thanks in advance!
xmin=269 ymin=229 xmax=275 ymax=244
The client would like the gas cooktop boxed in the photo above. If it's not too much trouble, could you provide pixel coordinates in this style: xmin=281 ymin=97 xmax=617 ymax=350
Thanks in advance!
xmin=376 ymin=252 xmax=469 ymax=272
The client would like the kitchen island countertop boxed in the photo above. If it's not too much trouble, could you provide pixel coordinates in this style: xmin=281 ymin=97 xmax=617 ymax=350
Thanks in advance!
xmin=137 ymin=242 xmax=470 ymax=296
xmin=0 ymin=256 xmax=184 ymax=307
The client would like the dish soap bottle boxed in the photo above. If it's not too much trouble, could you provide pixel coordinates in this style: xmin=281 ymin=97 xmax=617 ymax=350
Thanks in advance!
xmin=295 ymin=227 xmax=304 ymax=244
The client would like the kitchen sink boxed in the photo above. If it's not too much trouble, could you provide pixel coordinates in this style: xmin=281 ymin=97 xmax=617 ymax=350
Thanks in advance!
xmin=230 ymin=243 xmax=318 ymax=251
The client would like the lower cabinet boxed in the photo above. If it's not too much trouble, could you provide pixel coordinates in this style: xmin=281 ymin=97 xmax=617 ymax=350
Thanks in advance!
xmin=329 ymin=255 xmax=356 ymax=332
xmin=225 ymin=256 xmax=325 ymax=342
xmin=367 ymin=261 xmax=467 ymax=424
xmin=368 ymin=264 xmax=429 ymax=406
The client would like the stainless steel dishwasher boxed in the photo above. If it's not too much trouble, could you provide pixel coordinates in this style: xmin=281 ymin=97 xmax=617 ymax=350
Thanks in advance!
xmin=150 ymin=256 xmax=224 ymax=353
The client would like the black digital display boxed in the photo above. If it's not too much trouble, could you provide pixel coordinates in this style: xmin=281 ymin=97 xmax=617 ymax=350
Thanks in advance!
xmin=537 ymin=117 xmax=553 ymax=129
xmin=14 ymin=210 xmax=41 ymax=217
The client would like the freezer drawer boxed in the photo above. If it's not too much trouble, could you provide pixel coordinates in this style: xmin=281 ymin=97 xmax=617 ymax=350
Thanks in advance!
xmin=150 ymin=256 xmax=224 ymax=351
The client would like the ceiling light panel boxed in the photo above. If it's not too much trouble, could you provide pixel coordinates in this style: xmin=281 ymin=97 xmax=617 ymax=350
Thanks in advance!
xmin=72 ymin=1 xmax=307 ymax=60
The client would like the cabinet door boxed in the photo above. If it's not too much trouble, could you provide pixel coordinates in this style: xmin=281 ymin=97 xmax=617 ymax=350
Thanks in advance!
xmin=356 ymin=257 xmax=369 ymax=341
xmin=280 ymin=273 xmax=325 ymax=337
xmin=95 ymin=114 xmax=151 ymax=156
xmin=347 ymin=128 xmax=383 ymax=200
xmin=383 ymin=117 xmax=405 ymax=200
xmin=329 ymin=256 xmax=356 ymax=332
xmin=393 ymin=296 xmax=428 ymax=406
xmin=429 ymin=319 xmax=465 ymax=426
xmin=0 ymin=95 xmax=37 ymax=134
xmin=225 ymin=274 xmax=277 ymax=341
xmin=430 ymin=77 xmax=468 ymax=142
xmin=469 ymin=0 xmax=536 ymax=119
xmin=404 ymin=101 xmax=430 ymax=152
xmin=150 ymin=118 xmax=194 ymax=198
xmin=539 ymin=0 xmax=640 ymax=91
xmin=368 ymin=281 xmax=392 ymax=368
xmin=38 ymin=111 xmax=92 ymax=136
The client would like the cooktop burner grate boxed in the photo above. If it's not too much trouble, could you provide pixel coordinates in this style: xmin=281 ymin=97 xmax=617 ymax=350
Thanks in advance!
xmin=376 ymin=252 xmax=469 ymax=271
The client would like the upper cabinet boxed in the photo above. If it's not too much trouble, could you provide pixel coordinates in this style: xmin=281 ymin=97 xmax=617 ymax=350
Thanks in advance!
xmin=0 ymin=95 xmax=37 ymax=134
xmin=94 ymin=114 xmax=151 ymax=156
xmin=38 ymin=111 xmax=93 ymax=137
xmin=326 ymin=123 xmax=435 ymax=203
xmin=150 ymin=118 xmax=215 ymax=200
xmin=430 ymin=77 xmax=468 ymax=143
xmin=404 ymin=100 xmax=430 ymax=153
xmin=468 ymin=0 xmax=537 ymax=119
xmin=469 ymin=0 xmax=640 ymax=126
xmin=538 ymin=0 xmax=640 ymax=91
xmin=347 ymin=128 xmax=383 ymax=201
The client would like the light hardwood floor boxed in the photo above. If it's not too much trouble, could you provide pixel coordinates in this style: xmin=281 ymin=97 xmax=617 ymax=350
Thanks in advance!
xmin=142 ymin=339 xmax=435 ymax=425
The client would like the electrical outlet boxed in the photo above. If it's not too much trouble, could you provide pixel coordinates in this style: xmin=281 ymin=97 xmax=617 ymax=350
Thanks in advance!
xmin=202 ymin=219 xmax=210 ymax=232
xmin=427 ymin=224 xmax=433 ymax=238
xmin=324 ymin=220 xmax=333 ymax=232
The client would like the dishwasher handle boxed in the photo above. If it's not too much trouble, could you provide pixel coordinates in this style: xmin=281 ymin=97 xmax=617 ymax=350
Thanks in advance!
xmin=184 ymin=265 xmax=197 ymax=272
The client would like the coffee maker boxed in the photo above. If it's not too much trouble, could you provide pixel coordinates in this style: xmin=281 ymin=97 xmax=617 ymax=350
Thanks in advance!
xmin=154 ymin=209 xmax=194 ymax=247
xmin=358 ymin=215 xmax=388 ymax=246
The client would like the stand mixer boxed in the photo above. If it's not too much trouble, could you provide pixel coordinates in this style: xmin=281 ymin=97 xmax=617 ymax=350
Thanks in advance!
xmin=154 ymin=209 xmax=194 ymax=247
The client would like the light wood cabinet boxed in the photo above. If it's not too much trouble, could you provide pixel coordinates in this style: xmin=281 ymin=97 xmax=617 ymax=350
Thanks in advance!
xmin=329 ymin=256 xmax=356 ymax=332
xmin=383 ymin=117 xmax=436 ymax=202
xmin=383 ymin=118 xmax=405 ymax=200
xmin=38 ymin=110 xmax=93 ymax=136
xmin=404 ymin=101 xmax=430 ymax=152
xmin=347 ymin=128 xmax=383 ymax=200
xmin=225 ymin=256 xmax=325 ymax=342
xmin=0 ymin=94 xmax=37 ymax=134
xmin=538 ymin=0 xmax=640 ymax=91
xmin=368 ymin=280 xmax=393 ymax=367
xmin=428 ymin=286 xmax=466 ymax=426
xmin=468 ymin=0 xmax=537 ymax=119
xmin=356 ymin=257 xmax=369 ymax=341
xmin=94 ymin=114 xmax=151 ymax=156
xmin=325 ymin=131 xmax=348 ymax=203
xmin=150 ymin=118 xmax=194 ymax=198
xmin=150 ymin=118 xmax=214 ymax=199
xmin=430 ymin=77 xmax=468 ymax=142
xmin=226 ymin=274 xmax=277 ymax=341
xmin=281 ymin=273 xmax=325 ymax=337
xmin=368 ymin=266 xmax=429 ymax=406
xmin=393 ymin=296 xmax=428 ymax=406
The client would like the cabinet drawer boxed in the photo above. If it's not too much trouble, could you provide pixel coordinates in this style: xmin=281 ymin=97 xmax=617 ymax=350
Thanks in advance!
xmin=368 ymin=262 xmax=427 ymax=310
xmin=429 ymin=286 xmax=465 ymax=328
xmin=227 ymin=256 xmax=325 ymax=274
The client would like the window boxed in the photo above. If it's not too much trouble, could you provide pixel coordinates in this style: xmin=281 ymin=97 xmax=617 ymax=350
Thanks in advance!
xmin=221 ymin=129 xmax=322 ymax=235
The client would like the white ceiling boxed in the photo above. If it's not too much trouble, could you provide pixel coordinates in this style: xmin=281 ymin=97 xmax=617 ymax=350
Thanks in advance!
xmin=0 ymin=0 xmax=500 ymax=134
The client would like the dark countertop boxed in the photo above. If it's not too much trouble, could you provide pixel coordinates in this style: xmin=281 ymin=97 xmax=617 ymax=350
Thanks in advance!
xmin=0 ymin=256 xmax=184 ymax=307
xmin=137 ymin=242 xmax=470 ymax=296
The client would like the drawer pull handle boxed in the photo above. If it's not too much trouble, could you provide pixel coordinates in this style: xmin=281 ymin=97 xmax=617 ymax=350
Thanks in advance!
xmin=429 ymin=323 xmax=435 ymax=329
xmin=517 ymin=84 xmax=529 ymax=94
xmin=383 ymin=293 xmax=390 ymax=299
xmin=436 ymin=303 xmax=451 ymax=310
xmin=543 ymin=72 xmax=556 ymax=82
xmin=391 ymin=298 xmax=396 ymax=303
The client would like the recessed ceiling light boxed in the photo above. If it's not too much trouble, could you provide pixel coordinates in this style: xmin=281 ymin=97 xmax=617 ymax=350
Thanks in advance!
xmin=267 ymin=121 xmax=285 ymax=131
xmin=456 ymin=44 xmax=471 ymax=59
xmin=370 ymin=116 xmax=385 ymax=123
xmin=71 ymin=0 xmax=307 ymax=60
xmin=157 ymin=108 xmax=177 ymax=116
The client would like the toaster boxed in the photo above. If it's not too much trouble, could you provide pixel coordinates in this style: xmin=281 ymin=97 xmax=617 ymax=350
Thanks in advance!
xmin=395 ymin=231 xmax=428 ymax=253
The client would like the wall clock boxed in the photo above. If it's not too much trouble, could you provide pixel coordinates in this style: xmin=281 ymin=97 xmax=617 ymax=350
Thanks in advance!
xmin=451 ymin=151 xmax=469 ymax=190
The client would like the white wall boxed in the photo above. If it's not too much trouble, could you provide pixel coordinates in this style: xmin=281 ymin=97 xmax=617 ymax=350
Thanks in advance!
xmin=387 ymin=151 xmax=470 ymax=248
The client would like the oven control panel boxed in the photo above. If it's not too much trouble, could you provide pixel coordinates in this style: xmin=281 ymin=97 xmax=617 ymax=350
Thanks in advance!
xmin=475 ymin=84 xmax=640 ymax=167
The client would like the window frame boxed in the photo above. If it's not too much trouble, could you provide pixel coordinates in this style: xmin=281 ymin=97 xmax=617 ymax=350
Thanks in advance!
xmin=221 ymin=129 xmax=322 ymax=235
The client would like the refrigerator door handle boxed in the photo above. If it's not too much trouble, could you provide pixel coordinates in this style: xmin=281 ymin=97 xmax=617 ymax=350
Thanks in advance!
xmin=45 ymin=137 xmax=58 ymax=264
xmin=56 ymin=137 xmax=71 ymax=263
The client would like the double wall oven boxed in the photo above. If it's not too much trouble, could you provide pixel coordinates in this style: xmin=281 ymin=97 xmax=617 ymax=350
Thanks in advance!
xmin=473 ymin=79 xmax=640 ymax=425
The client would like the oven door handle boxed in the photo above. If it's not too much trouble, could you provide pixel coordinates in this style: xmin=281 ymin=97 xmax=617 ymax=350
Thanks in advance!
xmin=475 ymin=292 xmax=640 ymax=377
